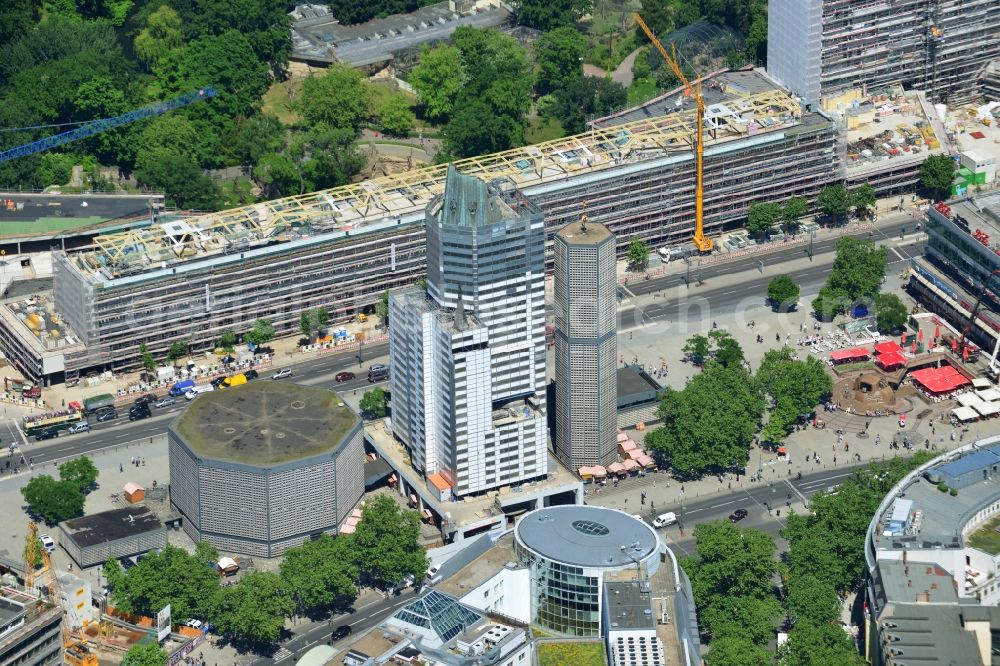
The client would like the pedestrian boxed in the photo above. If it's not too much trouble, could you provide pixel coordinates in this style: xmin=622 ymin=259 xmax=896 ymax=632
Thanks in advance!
xmin=119 ymin=463 xmax=123 ymax=473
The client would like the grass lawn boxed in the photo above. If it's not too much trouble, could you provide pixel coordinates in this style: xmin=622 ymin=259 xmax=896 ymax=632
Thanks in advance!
xmin=262 ymin=80 xmax=302 ymax=125
xmin=627 ymin=77 xmax=660 ymax=107
xmin=538 ymin=641 xmax=606 ymax=666
xmin=525 ymin=116 xmax=566 ymax=144
xmin=968 ymin=515 xmax=1000 ymax=555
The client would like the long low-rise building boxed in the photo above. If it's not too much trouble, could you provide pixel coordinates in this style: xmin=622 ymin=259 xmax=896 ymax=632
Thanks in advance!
xmin=3 ymin=70 xmax=840 ymax=382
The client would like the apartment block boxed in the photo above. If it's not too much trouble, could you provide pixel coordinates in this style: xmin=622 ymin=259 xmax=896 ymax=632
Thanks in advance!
xmin=768 ymin=0 xmax=1000 ymax=106
xmin=553 ymin=219 xmax=618 ymax=470
xmin=389 ymin=167 xmax=547 ymax=498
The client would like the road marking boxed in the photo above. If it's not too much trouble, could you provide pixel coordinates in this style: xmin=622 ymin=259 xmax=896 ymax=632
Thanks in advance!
xmin=707 ymin=500 xmax=735 ymax=508
xmin=891 ymin=247 xmax=905 ymax=261
xmin=620 ymin=284 xmax=636 ymax=298
xmin=272 ymin=648 xmax=293 ymax=663
xmin=304 ymin=640 xmax=316 ymax=648
xmin=785 ymin=479 xmax=808 ymax=504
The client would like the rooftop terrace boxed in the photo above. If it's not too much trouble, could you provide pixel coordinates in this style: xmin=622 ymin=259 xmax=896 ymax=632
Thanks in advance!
xmin=66 ymin=74 xmax=801 ymax=284
xmin=173 ymin=381 xmax=359 ymax=466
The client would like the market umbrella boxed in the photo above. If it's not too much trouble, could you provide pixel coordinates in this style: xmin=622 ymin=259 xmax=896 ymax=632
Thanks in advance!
xmin=918 ymin=329 xmax=924 ymax=342
xmin=952 ymin=338 xmax=959 ymax=351
xmin=964 ymin=347 xmax=970 ymax=361
xmin=911 ymin=341 xmax=917 ymax=354
xmin=902 ymin=332 xmax=908 ymax=344
xmin=935 ymin=324 xmax=941 ymax=339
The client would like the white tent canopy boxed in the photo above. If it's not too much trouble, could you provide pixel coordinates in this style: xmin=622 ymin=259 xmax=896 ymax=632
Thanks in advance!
xmin=956 ymin=392 xmax=984 ymax=408
xmin=972 ymin=378 xmax=993 ymax=389
xmin=973 ymin=400 xmax=1000 ymax=416
xmin=976 ymin=388 xmax=1000 ymax=402
xmin=952 ymin=406 xmax=979 ymax=422
xmin=217 ymin=556 xmax=238 ymax=570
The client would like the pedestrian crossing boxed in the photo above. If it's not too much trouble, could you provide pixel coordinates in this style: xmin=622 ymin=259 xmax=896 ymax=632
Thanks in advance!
xmin=273 ymin=647 xmax=294 ymax=663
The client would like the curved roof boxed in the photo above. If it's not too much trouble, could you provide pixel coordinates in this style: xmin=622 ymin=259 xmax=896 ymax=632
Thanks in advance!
xmin=173 ymin=381 xmax=359 ymax=466
xmin=515 ymin=506 xmax=658 ymax=568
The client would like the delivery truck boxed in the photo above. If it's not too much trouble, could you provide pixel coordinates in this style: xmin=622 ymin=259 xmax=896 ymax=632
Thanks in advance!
xmin=83 ymin=394 xmax=116 ymax=414
xmin=168 ymin=379 xmax=196 ymax=396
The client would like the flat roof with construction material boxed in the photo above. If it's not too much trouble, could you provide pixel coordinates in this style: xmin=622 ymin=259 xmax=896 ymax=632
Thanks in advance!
xmin=60 ymin=506 xmax=163 ymax=548
xmin=173 ymin=381 xmax=360 ymax=466
xmin=63 ymin=74 xmax=802 ymax=287
xmin=555 ymin=219 xmax=614 ymax=246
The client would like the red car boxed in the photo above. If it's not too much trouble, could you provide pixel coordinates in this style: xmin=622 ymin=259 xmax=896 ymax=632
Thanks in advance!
xmin=335 ymin=371 xmax=356 ymax=383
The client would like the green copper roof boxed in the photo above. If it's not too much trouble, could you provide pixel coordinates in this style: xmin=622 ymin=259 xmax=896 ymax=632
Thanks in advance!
xmin=440 ymin=165 xmax=504 ymax=227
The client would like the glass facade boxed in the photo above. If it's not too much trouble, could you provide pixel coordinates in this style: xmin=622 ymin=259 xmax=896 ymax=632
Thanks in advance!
xmin=516 ymin=541 xmax=602 ymax=636
xmin=926 ymin=212 xmax=1000 ymax=313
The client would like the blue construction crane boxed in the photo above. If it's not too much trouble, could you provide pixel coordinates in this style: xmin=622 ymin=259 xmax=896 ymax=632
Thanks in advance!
xmin=0 ymin=87 xmax=217 ymax=165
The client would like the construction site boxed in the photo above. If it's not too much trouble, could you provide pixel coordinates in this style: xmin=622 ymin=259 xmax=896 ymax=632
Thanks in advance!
xmin=2 ymin=67 xmax=836 ymax=382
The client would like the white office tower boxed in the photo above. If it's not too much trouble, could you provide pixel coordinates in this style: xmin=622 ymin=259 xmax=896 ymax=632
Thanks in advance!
xmin=389 ymin=166 xmax=547 ymax=497
xmin=553 ymin=217 xmax=618 ymax=471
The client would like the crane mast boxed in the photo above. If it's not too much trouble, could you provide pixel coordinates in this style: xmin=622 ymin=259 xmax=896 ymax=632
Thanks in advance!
xmin=634 ymin=14 xmax=713 ymax=253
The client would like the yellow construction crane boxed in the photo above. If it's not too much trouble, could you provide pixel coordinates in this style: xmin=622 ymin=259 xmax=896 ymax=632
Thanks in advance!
xmin=634 ymin=14 xmax=713 ymax=253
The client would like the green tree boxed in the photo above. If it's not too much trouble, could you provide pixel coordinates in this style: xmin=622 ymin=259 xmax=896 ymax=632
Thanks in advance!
xmin=646 ymin=364 xmax=764 ymax=476
xmin=255 ymin=151 xmax=301 ymax=199
xmin=134 ymin=5 xmax=184 ymax=67
xmin=328 ymin=0 xmax=425 ymax=25
xmin=299 ymin=307 xmax=330 ymax=339
xmin=37 ymin=153 xmax=74 ymax=188
xmin=627 ymin=239 xmax=649 ymax=270
xmin=139 ymin=343 xmax=156 ymax=375
xmin=280 ymin=534 xmax=359 ymax=617
xmin=294 ymin=124 xmax=365 ymax=192
xmin=245 ymin=319 xmax=275 ymax=347
xmin=167 ymin=341 xmax=189 ymax=364
xmin=782 ymin=195 xmax=809 ymax=231
xmin=703 ymin=635 xmax=772 ymax=666
xmin=708 ymin=329 xmax=745 ymax=369
xmin=534 ymin=27 xmax=586 ymax=95
xmin=218 ymin=330 xmax=237 ymax=353
xmin=59 ymin=457 xmax=99 ymax=493
xmin=136 ymin=115 xmax=201 ymax=162
xmin=353 ymin=495 xmax=429 ymax=587
xmin=21 ymin=475 xmax=84 ymax=524
xmin=513 ymin=0 xmax=593 ymax=30
xmin=48 ymin=0 xmax=133 ymax=25
xmin=766 ymin=274 xmax=800 ymax=311
xmin=747 ymin=201 xmax=781 ymax=238
xmin=637 ymin=0 xmax=674 ymax=40
xmin=213 ymin=571 xmax=293 ymax=646
xmin=827 ymin=237 xmax=887 ymax=302
xmin=757 ymin=348 xmax=832 ymax=441
xmin=360 ymin=388 xmax=388 ymax=420
xmin=298 ymin=65 xmax=371 ymax=134
xmin=811 ymin=286 xmax=849 ymax=322
xmin=548 ymin=75 xmax=627 ymax=134
xmin=375 ymin=291 xmax=390 ymax=328
xmin=180 ymin=0 xmax=292 ymax=69
xmin=106 ymin=543 xmax=220 ymax=620
xmin=408 ymin=44 xmax=465 ymax=121
xmin=874 ymin=292 xmax=908 ymax=333
xmin=817 ymin=184 xmax=850 ymax=223
xmin=73 ymin=76 xmax=134 ymax=166
xmin=785 ymin=572 xmax=840 ymax=627
xmin=0 ymin=0 xmax=40 ymax=50
xmin=682 ymin=334 xmax=711 ymax=366
xmin=777 ymin=621 xmax=865 ymax=666
xmin=850 ymin=183 xmax=876 ymax=218
xmin=225 ymin=114 xmax=287 ymax=174
xmin=682 ymin=521 xmax=781 ymax=642
xmin=24 ymin=525 xmax=43 ymax=572
xmin=375 ymin=94 xmax=415 ymax=138
xmin=121 ymin=642 xmax=167 ymax=666
xmin=918 ymin=154 xmax=956 ymax=201
xmin=134 ymin=149 xmax=222 ymax=210
xmin=445 ymin=99 xmax=525 ymax=158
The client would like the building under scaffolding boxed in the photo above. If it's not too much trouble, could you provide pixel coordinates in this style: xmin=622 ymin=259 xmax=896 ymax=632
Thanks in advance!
xmin=14 ymin=70 xmax=838 ymax=381
xmin=768 ymin=0 xmax=1000 ymax=107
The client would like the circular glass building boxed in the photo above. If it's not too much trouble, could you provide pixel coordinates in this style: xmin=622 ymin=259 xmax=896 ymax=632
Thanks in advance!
xmin=513 ymin=506 xmax=660 ymax=636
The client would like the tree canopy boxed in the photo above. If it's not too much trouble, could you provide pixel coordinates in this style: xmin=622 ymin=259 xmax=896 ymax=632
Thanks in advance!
xmin=21 ymin=475 xmax=85 ymax=524
xmin=59 ymin=456 xmax=99 ymax=493
xmin=246 ymin=319 xmax=275 ymax=347
xmin=918 ymin=154 xmax=956 ymax=201
xmin=213 ymin=570 xmax=294 ymax=646
xmin=817 ymin=184 xmax=850 ymax=222
xmin=513 ymin=0 xmax=593 ymax=31
xmin=280 ymin=534 xmax=359 ymax=618
xmin=850 ymin=183 xmax=876 ymax=217
xmin=547 ymin=75 xmax=626 ymax=134
xmin=812 ymin=237 xmax=887 ymax=318
xmin=874 ymin=292 xmax=908 ymax=333
xmin=360 ymin=388 xmax=389 ymax=420
xmin=782 ymin=196 xmax=809 ymax=230
xmin=534 ymin=27 xmax=586 ymax=95
xmin=104 ymin=543 xmax=221 ymax=621
xmin=626 ymin=239 xmax=649 ymax=271
xmin=766 ymin=274 xmax=800 ymax=311
xmin=756 ymin=348 xmax=832 ymax=442
xmin=409 ymin=44 xmax=465 ymax=121
xmin=747 ymin=201 xmax=781 ymax=238
xmin=682 ymin=330 xmax=744 ymax=369
xmin=298 ymin=65 xmax=371 ymax=135
xmin=352 ymin=495 xmax=428 ymax=587
xmin=121 ymin=642 xmax=167 ymax=666
xmin=646 ymin=363 xmax=763 ymax=477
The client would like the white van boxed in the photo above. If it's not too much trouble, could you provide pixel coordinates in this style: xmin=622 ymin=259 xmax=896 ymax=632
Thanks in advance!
xmin=652 ymin=512 xmax=677 ymax=528
xmin=185 ymin=385 xmax=215 ymax=400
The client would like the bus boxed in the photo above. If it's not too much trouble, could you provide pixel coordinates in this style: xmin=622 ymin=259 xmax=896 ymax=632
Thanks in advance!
xmin=23 ymin=409 xmax=84 ymax=437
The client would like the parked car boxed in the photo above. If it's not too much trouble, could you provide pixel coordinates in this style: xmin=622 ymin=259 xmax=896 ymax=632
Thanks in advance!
xmin=367 ymin=364 xmax=389 ymax=382
xmin=134 ymin=393 xmax=157 ymax=406
xmin=66 ymin=420 xmax=90 ymax=434
xmin=425 ymin=564 xmax=440 ymax=581
xmin=244 ymin=369 xmax=259 ymax=380
xmin=335 ymin=371 xmax=356 ymax=383
xmin=729 ymin=508 xmax=748 ymax=523
xmin=184 ymin=385 xmax=214 ymax=400
xmin=252 ymin=345 xmax=273 ymax=356
xmin=185 ymin=619 xmax=204 ymax=630
xmin=154 ymin=397 xmax=175 ymax=408
xmin=39 ymin=534 xmax=55 ymax=553
xmin=210 ymin=376 xmax=229 ymax=388
xmin=272 ymin=368 xmax=293 ymax=380
xmin=96 ymin=409 xmax=118 ymax=422
xmin=119 ymin=556 xmax=137 ymax=570
xmin=330 ymin=625 xmax=352 ymax=642
xmin=35 ymin=428 xmax=59 ymax=441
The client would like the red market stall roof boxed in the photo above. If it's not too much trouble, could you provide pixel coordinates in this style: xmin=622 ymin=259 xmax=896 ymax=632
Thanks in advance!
xmin=876 ymin=351 xmax=906 ymax=368
xmin=830 ymin=347 xmax=871 ymax=362
xmin=874 ymin=341 xmax=904 ymax=355
xmin=909 ymin=366 xmax=971 ymax=393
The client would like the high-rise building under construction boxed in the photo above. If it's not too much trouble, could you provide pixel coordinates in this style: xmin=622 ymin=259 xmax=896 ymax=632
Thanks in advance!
xmin=768 ymin=0 xmax=1000 ymax=106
